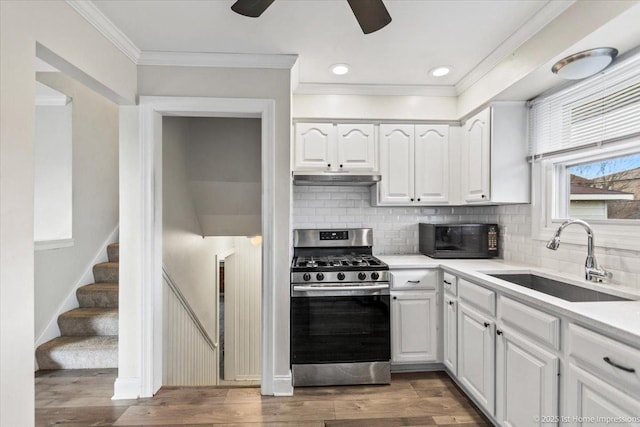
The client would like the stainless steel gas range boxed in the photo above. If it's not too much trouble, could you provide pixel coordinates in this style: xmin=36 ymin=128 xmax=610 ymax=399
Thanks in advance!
xmin=290 ymin=228 xmax=391 ymax=387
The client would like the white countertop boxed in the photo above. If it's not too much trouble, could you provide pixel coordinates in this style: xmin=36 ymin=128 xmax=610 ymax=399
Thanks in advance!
xmin=378 ymin=254 xmax=640 ymax=346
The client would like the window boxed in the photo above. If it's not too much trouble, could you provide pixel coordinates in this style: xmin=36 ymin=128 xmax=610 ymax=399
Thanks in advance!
xmin=567 ymin=153 xmax=640 ymax=220
xmin=529 ymin=52 xmax=640 ymax=251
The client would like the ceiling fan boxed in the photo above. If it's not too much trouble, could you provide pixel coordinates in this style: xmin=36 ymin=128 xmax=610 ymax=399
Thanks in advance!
xmin=231 ymin=0 xmax=392 ymax=34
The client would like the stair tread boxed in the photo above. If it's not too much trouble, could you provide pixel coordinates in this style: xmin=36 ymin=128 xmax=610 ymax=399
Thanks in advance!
xmin=38 ymin=335 xmax=118 ymax=351
xmin=60 ymin=308 xmax=118 ymax=319
xmin=77 ymin=283 xmax=119 ymax=292
xmin=94 ymin=262 xmax=119 ymax=268
xmin=107 ymin=243 xmax=119 ymax=249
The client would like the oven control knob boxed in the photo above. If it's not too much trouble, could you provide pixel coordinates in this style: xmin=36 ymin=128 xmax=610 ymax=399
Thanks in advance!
xmin=316 ymin=273 xmax=325 ymax=281
xmin=337 ymin=273 xmax=345 ymax=281
xmin=303 ymin=273 xmax=311 ymax=281
xmin=371 ymin=272 xmax=380 ymax=280
xmin=358 ymin=272 xmax=367 ymax=280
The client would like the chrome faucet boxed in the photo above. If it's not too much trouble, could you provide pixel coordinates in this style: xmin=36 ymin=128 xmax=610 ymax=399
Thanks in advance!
xmin=546 ymin=219 xmax=613 ymax=282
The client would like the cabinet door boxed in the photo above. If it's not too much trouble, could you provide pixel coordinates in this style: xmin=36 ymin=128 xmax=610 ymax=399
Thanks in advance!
xmin=336 ymin=124 xmax=376 ymax=171
xmin=379 ymin=125 xmax=414 ymax=204
xmin=496 ymin=328 xmax=559 ymax=427
xmin=443 ymin=295 xmax=457 ymax=375
xmin=462 ymin=108 xmax=491 ymax=202
xmin=294 ymin=123 xmax=336 ymax=171
xmin=415 ymin=125 xmax=449 ymax=204
xmin=565 ymin=364 xmax=640 ymax=426
xmin=458 ymin=302 xmax=495 ymax=415
xmin=391 ymin=291 xmax=438 ymax=364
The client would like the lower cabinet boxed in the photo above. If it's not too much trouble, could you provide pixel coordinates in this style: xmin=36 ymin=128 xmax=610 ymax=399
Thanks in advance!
xmin=443 ymin=294 xmax=457 ymax=374
xmin=391 ymin=291 xmax=438 ymax=364
xmin=458 ymin=302 xmax=495 ymax=415
xmin=565 ymin=364 xmax=640 ymax=426
xmin=496 ymin=328 xmax=559 ymax=426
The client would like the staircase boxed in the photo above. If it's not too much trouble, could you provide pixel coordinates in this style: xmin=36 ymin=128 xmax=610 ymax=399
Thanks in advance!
xmin=36 ymin=243 xmax=119 ymax=370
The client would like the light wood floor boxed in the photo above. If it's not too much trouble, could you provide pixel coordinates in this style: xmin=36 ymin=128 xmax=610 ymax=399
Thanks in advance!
xmin=35 ymin=369 xmax=491 ymax=426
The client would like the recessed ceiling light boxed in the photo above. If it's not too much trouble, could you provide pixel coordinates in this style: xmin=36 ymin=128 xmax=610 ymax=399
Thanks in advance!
xmin=430 ymin=66 xmax=451 ymax=77
xmin=551 ymin=47 xmax=618 ymax=80
xmin=331 ymin=64 xmax=350 ymax=75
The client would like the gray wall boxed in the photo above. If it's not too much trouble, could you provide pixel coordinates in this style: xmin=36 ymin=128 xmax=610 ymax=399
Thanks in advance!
xmin=186 ymin=117 xmax=261 ymax=236
xmin=34 ymin=72 xmax=119 ymax=341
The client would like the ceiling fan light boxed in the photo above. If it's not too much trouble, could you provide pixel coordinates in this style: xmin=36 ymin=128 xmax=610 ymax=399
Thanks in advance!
xmin=551 ymin=47 xmax=618 ymax=80
xmin=430 ymin=66 xmax=451 ymax=77
xmin=331 ymin=64 xmax=350 ymax=75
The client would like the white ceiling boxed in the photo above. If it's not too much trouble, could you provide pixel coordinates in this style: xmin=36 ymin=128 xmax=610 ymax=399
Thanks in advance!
xmin=92 ymin=0 xmax=567 ymax=89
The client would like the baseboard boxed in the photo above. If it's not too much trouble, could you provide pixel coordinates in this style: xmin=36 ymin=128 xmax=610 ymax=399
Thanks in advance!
xmin=34 ymin=225 xmax=119 ymax=369
xmin=391 ymin=362 xmax=445 ymax=373
xmin=272 ymin=372 xmax=293 ymax=396
xmin=112 ymin=376 xmax=140 ymax=400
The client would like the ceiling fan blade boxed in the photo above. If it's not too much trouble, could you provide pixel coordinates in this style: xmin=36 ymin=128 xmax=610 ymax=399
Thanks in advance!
xmin=347 ymin=0 xmax=392 ymax=34
xmin=231 ymin=0 xmax=275 ymax=18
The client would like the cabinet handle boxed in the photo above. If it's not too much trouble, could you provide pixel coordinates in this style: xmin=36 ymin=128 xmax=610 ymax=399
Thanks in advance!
xmin=448 ymin=301 xmax=454 ymax=306
xmin=483 ymin=322 xmax=490 ymax=328
xmin=327 ymin=163 xmax=331 ymax=168
xmin=443 ymin=280 xmax=451 ymax=285
xmin=393 ymin=296 xmax=397 ymax=300
xmin=603 ymin=357 xmax=636 ymax=373
xmin=481 ymin=194 xmax=486 ymax=199
xmin=340 ymin=164 xmax=343 ymax=168
xmin=496 ymin=329 xmax=503 ymax=336
xmin=417 ymin=198 xmax=421 ymax=201
xmin=407 ymin=280 xmax=420 ymax=284
xmin=410 ymin=198 xmax=414 ymax=202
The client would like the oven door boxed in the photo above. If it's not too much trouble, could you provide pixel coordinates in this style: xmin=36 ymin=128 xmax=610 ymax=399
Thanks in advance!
xmin=290 ymin=284 xmax=391 ymax=365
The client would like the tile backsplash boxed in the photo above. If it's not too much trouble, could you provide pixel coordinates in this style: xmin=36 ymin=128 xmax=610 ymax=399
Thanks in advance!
xmin=292 ymin=186 xmax=499 ymax=255
xmin=292 ymin=186 xmax=640 ymax=291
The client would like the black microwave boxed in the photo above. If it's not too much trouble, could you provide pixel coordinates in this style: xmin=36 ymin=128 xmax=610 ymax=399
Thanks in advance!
xmin=419 ymin=223 xmax=499 ymax=259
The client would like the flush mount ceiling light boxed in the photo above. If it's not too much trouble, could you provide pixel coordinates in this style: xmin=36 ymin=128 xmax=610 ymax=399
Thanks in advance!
xmin=551 ymin=47 xmax=618 ymax=80
xmin=430 ymin=66 xmax=452 ymax=77
xmin=331 ymin=63 xmax=350 ymax=75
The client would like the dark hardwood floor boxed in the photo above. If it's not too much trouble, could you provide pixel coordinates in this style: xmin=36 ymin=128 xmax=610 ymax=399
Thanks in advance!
xmin=35 ymin=369 xmax=491 ymax=426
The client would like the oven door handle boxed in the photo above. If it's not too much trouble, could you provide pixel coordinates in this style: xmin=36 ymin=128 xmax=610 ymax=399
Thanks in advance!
xmin=293 ymin=284 xmax=388 ymax=292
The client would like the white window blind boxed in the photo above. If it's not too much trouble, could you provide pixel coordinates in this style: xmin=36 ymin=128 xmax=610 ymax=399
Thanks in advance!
xmin=530 ymin=53 xmax=640 ymax=157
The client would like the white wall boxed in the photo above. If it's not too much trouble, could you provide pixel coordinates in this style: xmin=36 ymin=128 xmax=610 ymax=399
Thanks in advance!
xmin=186 ymin=117 xmax=262 ymax=236
xmin=34 ymin=101 xmax=73 ymax=241
xmin=293 ymin=94 xmax=458 ymax=121
xmin=0 ymin=1 xmax=135 ymax=424
xmin=33 ymin=72 xmax=120 ymax=341
xmin=162 ymin=117 xmax=235 ymax=339
xmin=138 ymin=65 xmax=292 ymax=395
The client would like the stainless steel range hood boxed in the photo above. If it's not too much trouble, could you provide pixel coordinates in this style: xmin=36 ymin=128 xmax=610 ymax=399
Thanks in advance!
xmin=292 ymin=172 xmax=381 ymax=186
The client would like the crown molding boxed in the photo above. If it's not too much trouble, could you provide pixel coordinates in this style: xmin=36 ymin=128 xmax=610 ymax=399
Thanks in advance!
xmin=66 ymin=0 xmax=141 ymax=63
xmin=137 ymin=51 xmax=299 ymax=69
xmin=295 ymin=83 xmax=457 ymax=97
xmin=455 ymin=0 xmax=576 ymax=94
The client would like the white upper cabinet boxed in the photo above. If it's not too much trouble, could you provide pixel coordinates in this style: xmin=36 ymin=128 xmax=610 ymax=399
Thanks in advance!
xmin=415 ymin=125 xmax=450 ymax=204
xmin=336 ymin=124 xmax=376 ymax=171
xmin=294 ymin=123 xmax=377 ymax=172
xmin=461 ymin=102 xmax=529 ymax=204
xmin=379 ymin=124 xmax=415 ymax=204
xmin=379 ymin=124 xmax=450 ymax=205
xmin=294 ymin=123 xmax=336 ymax=171
xmin=462 ymin=108 xmax=491 ymax=202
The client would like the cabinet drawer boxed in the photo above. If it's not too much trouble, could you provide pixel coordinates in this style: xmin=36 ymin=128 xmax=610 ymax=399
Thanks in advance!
xmin=568 ymin=323 xmax=640 ymax=393
xmin=459 ymin=279 xmax=495 ymax=316
xmin=498 ymin=296 xmax=560 ymax=350
xmin=391 ymin=269 xmax=437 ymax=290
xmin=443 ymin=272 xmax=457 ymax=296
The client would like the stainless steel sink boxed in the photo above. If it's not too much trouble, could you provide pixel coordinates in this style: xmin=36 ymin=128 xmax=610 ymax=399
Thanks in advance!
xmin=488 ymin=274 xmax=631 ymax=302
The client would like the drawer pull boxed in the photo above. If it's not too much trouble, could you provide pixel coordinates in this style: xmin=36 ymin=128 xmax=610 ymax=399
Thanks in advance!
xmin=603 ymin=357 xmax=636 ymax=373
xmin=407 ymin=280 xmax=420 ymax=284
xmin=443 ymin=280 xmax=452 ymax=285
